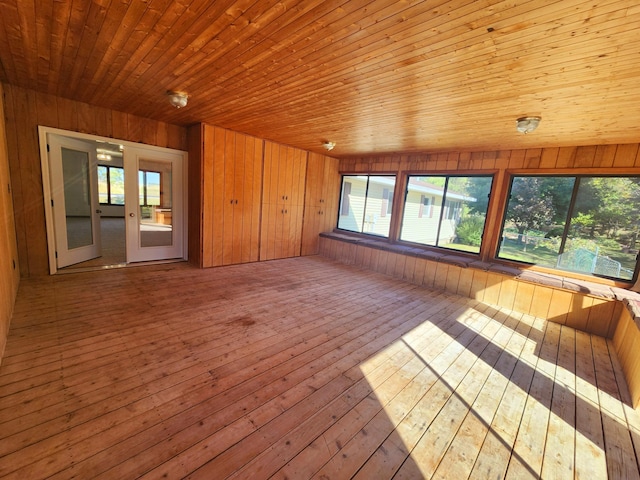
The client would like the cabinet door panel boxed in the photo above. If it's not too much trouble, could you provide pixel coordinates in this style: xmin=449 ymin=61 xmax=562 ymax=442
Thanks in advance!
xmin=288 ymin=205 xmax=304 ymax=258
xmin=195 ymin=125 xmax=264 ymax=267
xmin=300 ymin=154 xmax=339 ymax=256
xmin=212 ymin=126 xmax=227 ymax=266
xmin=259 ymin=203 xmax=279 ymax=261
xmin=247 ymin=137 xmax=263 ymax=263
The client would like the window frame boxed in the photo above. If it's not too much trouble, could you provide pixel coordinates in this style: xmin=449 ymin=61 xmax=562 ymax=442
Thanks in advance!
xmin=496 ymin=173 xmax=640 ymax=282
xmin=98 ymin=165 xmax=125 ymax=206
xmin=336 ymin=174 xmax=397 ymax=238
xmin=398 ymin=174 xmax=494 ymax=255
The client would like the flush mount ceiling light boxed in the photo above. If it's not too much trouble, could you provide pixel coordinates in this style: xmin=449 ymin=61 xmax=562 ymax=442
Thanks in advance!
xmin=516 ymin=116 xmax=541 ymax=134
xmin=167 ymin=91 xmax=189 ymax=108
xmin=322 ymin=141 xmax=336 ymax=151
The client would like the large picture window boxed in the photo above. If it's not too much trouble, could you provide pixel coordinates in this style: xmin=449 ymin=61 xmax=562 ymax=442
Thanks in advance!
xmin=400 ymin=175 xmax=493 ymax=253
xmin=337 ymin=175 xmax=396 ymax=237
xmin=498 ymin=175 xmax=640 ymax=281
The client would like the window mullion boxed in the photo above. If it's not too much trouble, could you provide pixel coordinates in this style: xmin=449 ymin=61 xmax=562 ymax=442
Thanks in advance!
xmin=434 ymin=177 xmax=449 ymax=246
xmin=361 ymin=176 xmax=370 ymax=234
xmin=557 ymin=177 xmax=581 ymax=257
xmin=106 ymin=166 xmax=112 ymax=204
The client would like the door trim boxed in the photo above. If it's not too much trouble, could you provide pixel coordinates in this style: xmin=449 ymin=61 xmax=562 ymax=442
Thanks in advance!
xmin=38 ymin=126 xmax=189 ymax=274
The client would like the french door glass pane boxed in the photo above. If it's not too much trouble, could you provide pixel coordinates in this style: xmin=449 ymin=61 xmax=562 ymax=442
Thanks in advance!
xmin=138 ymin=160 xmax=172 ymax=248
xmin=61 ymin=147 xmax=93 ymax=249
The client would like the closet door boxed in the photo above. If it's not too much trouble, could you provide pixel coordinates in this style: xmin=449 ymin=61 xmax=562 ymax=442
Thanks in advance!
xmin=301 ymin=153 xmax=340 ymax=255
xmin=260 ymin=141 xmax=307 ymax=261
xmin=224 ymin=131 xmax=263 ymax=266
xmin=201 ymin=124 xmax=263 ymax=267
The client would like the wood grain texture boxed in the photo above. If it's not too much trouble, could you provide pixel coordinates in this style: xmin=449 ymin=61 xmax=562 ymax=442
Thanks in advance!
xmin=319 ymin=236 xmax=621 ymax=338
xmin=301 ymin=152 xmax=340 ymax=256
xmin=0 ymin=256 xmax=638 ymax=478
xmin=1 ymin=1 xmax=640 ymax=156
xmin=259 ymin=141 xmax=307 ymax=261
xmin=613 ymin=308 xmax=640 ymax=408
xmin=0 ymin=83 xmax=20 ymax=363
xmin=2 ymin=84 xmax=187 ymax=277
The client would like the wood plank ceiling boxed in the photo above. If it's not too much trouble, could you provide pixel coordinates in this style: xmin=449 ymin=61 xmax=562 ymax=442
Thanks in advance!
xmin=0 ymin=0 xmax=639 ymax=157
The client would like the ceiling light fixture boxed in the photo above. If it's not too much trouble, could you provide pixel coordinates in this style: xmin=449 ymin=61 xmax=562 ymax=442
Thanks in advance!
xmin=322 ymin=141 xmax=336 ymax=151
xmin=516 ymin=116 xmax=541 ymax=134
xmin=167 ymin=91 xmax=189 ymax=108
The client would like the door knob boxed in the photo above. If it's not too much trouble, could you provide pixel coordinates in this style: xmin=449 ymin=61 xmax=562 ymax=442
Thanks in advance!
xmin=129 ymin=212 xmax=135 ymax=217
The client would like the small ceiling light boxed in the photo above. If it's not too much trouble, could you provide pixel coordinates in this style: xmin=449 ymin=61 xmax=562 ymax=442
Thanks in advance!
xmin=167 ymin=91 xmax=189 ymax=108
xmin=322 ymin=141 xmax=336 ymax=151
xmin=516 ymin=116 xmax=541 ymax=134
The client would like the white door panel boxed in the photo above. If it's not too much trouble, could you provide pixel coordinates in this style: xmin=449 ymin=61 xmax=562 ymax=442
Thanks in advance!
xmin=124 ymin=146 xmax=184 ymax=263
xmin=47 ymin=134 xmax=101 ymax=268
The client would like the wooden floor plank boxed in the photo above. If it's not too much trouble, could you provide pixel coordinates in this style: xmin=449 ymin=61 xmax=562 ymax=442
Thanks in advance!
xmin=592 ymin=336 xmax=640 ymax=480
xmin=429 ymin=309 xmax=526 ymax=480
xmin=505 ymin=320 xmax=561 ymax=479
xmin=0 ymin=256 xmax=639 ymax=479
xmin=574 ymin=330 xmax=608 ymax=480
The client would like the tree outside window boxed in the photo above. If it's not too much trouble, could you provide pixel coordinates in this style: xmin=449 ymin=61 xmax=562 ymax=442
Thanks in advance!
xmin=498 ymin=175 xmax=640 ymax=281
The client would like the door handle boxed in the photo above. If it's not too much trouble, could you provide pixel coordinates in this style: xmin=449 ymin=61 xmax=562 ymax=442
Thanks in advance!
xmin=129 ymin=212 xmax=135 ymax=217
xmin=96 ymin=209 xmax=102 ymax=214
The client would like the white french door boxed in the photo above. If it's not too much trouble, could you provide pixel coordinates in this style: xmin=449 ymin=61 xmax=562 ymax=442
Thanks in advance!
xmin=47 ymin=134 xmax=102 ymax=268
xmin=40 ymin=126 xmax=187 ymax=273
xmin=124 ymin=146 xmax=184 ymax=263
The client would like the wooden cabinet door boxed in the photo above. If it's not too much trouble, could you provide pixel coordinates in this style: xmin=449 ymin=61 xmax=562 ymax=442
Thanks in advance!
xmin=260 ymin=141 xmax=307 ymax=260
xmin=198 ymin=124 xmax=263 ymax=267
xmin=301 ymin=153 xmax=340 ymax=255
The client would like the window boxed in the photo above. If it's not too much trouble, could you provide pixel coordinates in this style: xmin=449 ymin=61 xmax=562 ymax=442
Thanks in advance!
xmin=337 ymin=175 xmax=396 ymax=237
xmin=400 ymin=175 xmax=493 ymax=254
xmin=498 ymin=175 xmax=640 ymax=281
xmin=139 ymin=169 xmax=161 ymax=206
xmin=97 ymin=165 xmax=124 ymax=205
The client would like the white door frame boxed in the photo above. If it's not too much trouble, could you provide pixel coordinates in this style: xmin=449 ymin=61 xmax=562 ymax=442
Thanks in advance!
xmin=38 ymin=126 xmax=189 ymax=274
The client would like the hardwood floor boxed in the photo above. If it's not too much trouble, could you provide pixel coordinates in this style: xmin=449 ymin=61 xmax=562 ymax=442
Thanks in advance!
xmin=1 ymin=256 xmax=639 ymax=479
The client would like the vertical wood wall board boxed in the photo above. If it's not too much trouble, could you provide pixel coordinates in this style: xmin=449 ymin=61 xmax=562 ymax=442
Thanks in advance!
xmin=0 ymin=83 xmax=20 ymax=364
xmin=3 ymin=83 xmax=187 ymax=276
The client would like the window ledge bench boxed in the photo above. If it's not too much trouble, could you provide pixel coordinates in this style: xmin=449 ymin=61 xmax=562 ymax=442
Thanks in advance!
xmin=319 ymin=231 xmax=640 ymax=407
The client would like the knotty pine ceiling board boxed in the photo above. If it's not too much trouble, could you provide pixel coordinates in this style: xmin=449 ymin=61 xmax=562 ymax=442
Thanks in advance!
xmin=1 ymin=0 xmax=639 ymax=157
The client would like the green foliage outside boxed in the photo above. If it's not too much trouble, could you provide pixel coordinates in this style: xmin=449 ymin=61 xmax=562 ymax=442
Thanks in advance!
xmin=499 ymin=176 xmax=640 ymax=279
xmin=455 ymin=214 xmax=485 ymax=247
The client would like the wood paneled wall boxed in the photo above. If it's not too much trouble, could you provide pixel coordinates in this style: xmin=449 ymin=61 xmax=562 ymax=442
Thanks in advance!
xmin=340 ymin=145 xmax=640 ymax=265
xmin=189 ymin=123 xmax=338 ymax=267
xmin=0 ymin=83 xmax=20 ymax=362
xmin=613 ymin=307 xmax=640 ymax=408
xmin=2 ymin=83 xmax=187 ymax=277
xmin=318 ymin=234 xmax=622 ymax=338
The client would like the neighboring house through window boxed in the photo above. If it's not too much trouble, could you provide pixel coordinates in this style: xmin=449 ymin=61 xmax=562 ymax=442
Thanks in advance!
xmin=337 ymin=175 xmax=396 ymax=237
